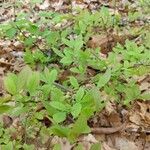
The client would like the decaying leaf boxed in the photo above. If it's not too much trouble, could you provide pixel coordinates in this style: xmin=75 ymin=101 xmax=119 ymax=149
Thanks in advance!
xmin=115 ymin=137 xmax=138 ymax=150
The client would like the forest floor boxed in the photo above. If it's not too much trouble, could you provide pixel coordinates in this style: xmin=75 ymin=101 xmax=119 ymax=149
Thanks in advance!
xmin=0 ymin=0 xmax=150 ymax=150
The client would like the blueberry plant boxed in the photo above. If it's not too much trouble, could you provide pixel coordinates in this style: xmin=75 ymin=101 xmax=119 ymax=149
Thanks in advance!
xmin=0 ymin=0 xmax=150 ymax=149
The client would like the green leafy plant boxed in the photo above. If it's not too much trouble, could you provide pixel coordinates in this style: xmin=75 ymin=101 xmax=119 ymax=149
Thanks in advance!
xmin=0 ymin=2 xmax=150 ymax=148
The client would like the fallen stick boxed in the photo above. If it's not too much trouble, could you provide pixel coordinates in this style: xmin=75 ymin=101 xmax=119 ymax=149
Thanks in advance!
xmin=91 ymin=123 xmax=126 ymax=134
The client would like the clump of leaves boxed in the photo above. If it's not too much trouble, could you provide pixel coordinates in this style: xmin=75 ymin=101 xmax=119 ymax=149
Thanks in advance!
xmin=0 ymin=3 xmax=150 ymax=148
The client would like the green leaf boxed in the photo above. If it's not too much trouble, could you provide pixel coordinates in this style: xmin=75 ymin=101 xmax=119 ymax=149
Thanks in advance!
xmin=139 ymin=93 xmax=150 ymax=101
xmin=17 ymin=66 xmax=32 ymax=90
xmin=90 ymin=143 xmax=101 ymax=150
xmin=0 ymin=95 xmax=11 ymax=105
xmin=97 ymin=68 xmax=111 ymax=88
xmin=53 ymin=112 xmax=66 ymax=123
xmin=48 ymin=69 xmax=58 ymax=84
xmin=75 ymin=87 xmax=85 ymax=102
xmin=23 ymin=144 xmax=35 ymax=150
xmin=74 ymin=35 xmax=83 ymax=50
xmin=53 ymin=144 xmax=61 ymax=150
xmin=4 ymin=73 xmax=17 ymax=95
xmin=46 ymin=31 xmax=59 ymax=45
xmin=60 ymin=56 xmax=73 ymax=65
xmin=74 ymin=144 xmax=84 ymax=150
xmin=51 ymin=88 xmax=65 ymax=101
xmin=28 ymin=24 xmax=39 ymax=34
xmin=5 ymin=28 xmax=17 ymax=38
xmin=1 ymin=142 xmax=13 ymax=150
xmin=42 ymin=101 xmax=57 ymax=116
xmin=124 ymin=84 xmax=141 ymax=105
xmin=11 ymin=105 xmax=30 ymax=116
xmin=50 ymin=125 xmax=70 ymax=137
xmin=24 ymin=37 xmax=36 ymax=47
xmin=43 ymin=68 xmax=58 ymax=85
xmin=70 ymin=76 xmax=79 ymax=89
xmin=24 ymin=50 xmax=35 ymax=65
xmin=52 ymin=47 xmax=64 ymax=57
xmin=91 ymin=87 xmax=105 ymax=111
xmin=62 ymin=38 xmax=74 ymax=48
xmin=26 ymin=72 xmax=40 ymax=94
xmin=71 ymin=103 xmax=82 ymax=118
xmin=0 ymin=105 xmax=13 ymax=114
xmin=50 ymin=101 xmax=68 ymax=111
xmin=69 ymin=114 xmax=91 ymax=141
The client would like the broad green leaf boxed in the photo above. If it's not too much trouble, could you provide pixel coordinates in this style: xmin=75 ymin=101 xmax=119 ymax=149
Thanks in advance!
xmin=69 ymin=114 xmax=91 ymax=141
xmin=1 ymin=142 xmax=13 ymax=150
xmin=50 ymin=101 xmax=68 ymax=111
xmin=0 ymin=105 xmax=13 ymax=114
xmin=139 ymin=93 xmax=150 ymax=100
xmin=46 ymin=31 xmax=59 ymax=45
xmin=24 ymin=37 xmax=36 ymax=46
xmin=17 ymin=66 xmax=32 ymax=90
xmin=74 ymin=35 xmax=83 ymax=50
xmin=51 ymin=88 xmax=65 ymax=101
xmin=53 ymin=112 xmax=66 ymax=123
xmin=48 ymin=69 xmax=58 ymax=84
xmin=26 ymin=72 xmax=40 ymax=94
xmin=50 ymin=125 xmax=70 ymax=137
xmin=62 ymin=38 xmax=74 ymax=48
xmin=70 ymin=67 xmax=81 ymax=73
xmin=53 ymin=144 xmax=61 ymax=150
xmin=71 ymin=103 xmax=82 ymax=118
xmin=97 ymin=68 xmax=111 ymax=88
xmin=52 ymin=47 xmax=64 ymax=57
xmin=23 ymin=144 xmax=35 ymax=150
xmin=28 ymin=24 xmax=39 ymax=34
xmin=70 ymin=76 xmax=79 ymax=89
xmin=74 ymin=144 xmax=84 ymax=150
xmin=75 ymin=87 xmax=85 ymax=102
xmin=90 ymin=143 xmax=101 ymax=150
xmin=24 ymin=50 xmax=35 ymax=65
xmin=0 ymin=95 xmax=11 ymax=104
xmin=11 ymin=105 xmax=30 ymax=117
xmin=60 ymin=56 xmax=73 ymax=65
xmin=44 ymin=68 xmax=57 ymax=85
xmin=5 ymin=28 xmax=17 ymax=38
xmin=124 ymin=84 xmax=141 ymax=105
xmin=91 ymin=87 xmax=105 ymax=111
xmin=35 ymin=112 xmax=44 ymax=120
xmin=42 ymin=101 xmax=57 ymax=116
xmin=4 ymin=73 xmax=17 ymax=95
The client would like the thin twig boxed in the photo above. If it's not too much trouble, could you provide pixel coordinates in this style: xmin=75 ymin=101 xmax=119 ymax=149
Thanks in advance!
xmin=53 ymin=82 xmax=72 ymax=92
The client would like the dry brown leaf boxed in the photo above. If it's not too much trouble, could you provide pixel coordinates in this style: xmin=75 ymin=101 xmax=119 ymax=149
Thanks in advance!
xmin=87 ymin=33 xmax=135 ymax=55
xmin=87 ymin=34 xmax=113 ymax=55
xmin=102 ymin=142 xmax=116 ymax=150
xmin=38 ymin=0 xmax=50 ymax=10
xmin=2 ymin=115 xmax=13 ymax=128
xmin=105 ymin=101 xmax=116 ymax=115
xmin=81 ymin=134 xmax=98 ymax=143
xmin=129 ymin=113 xmax=142 ymax=126
xmin=107 ymin=112 xmax=122 ymax=126
xmin=115 ymin=137 xmax=139 ymax=150
xmin=137 ymin=102 xmax=150 ymax=126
